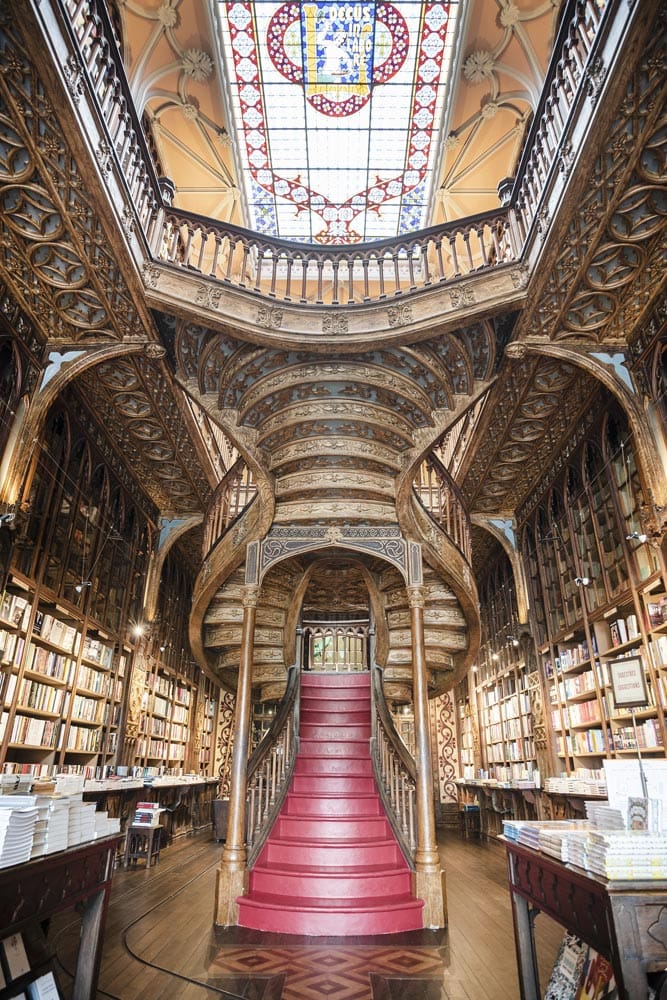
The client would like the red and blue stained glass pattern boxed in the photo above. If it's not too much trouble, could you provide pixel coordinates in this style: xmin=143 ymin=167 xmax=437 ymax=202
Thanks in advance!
xmin=218 ymin=1 xmax=459 ymax=244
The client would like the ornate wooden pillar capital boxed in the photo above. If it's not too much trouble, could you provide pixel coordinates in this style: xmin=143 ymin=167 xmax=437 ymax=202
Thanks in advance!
xmin=242 ymin=584 xmax=260 ymax=608
xmin=407 ymin=585 xmax=425 ymax=610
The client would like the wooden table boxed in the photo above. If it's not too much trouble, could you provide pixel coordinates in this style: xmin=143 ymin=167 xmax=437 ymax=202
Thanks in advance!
xmin=0 ymin=835 xmax=122 ymax=1000
xmin=124 ymin=823 xmax=161 ymax=867
xmin=502 ymin=836 xmax=667 ymax=1000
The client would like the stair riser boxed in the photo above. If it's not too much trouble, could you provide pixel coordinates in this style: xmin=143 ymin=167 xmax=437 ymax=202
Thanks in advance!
xmin=290 ymin=775 xmax=375 ymax=794
xmin=276 ymin=815 xmax=390 ymax=840
xmin=300 ymin=710 xmax=370 ymax=726
xmin=261 ymin=841 xmax=402 ymax=868
xmin=301 ymin=699 xmax=370 ymax=715
xmin=294 ymin=756 xmax=372 ymax=776
xmin=249 ymin=869 xmax=412 ymax=900
xmin=285 ymin=794 xmax=381 ymax=818
xmin=300 ymin=724 xmax=370 ymax=740
xmin=237 ymin=900 xmax=424 ymax=936
xmin=301 ymin=673 xmax=370 ymax=687
xmin=299 ymin=739 xmax=369 ymax=758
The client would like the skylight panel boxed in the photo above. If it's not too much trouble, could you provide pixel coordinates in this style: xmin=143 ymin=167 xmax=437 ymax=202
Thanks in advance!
xmin=217 ymin=1 xmax=460 ymax=244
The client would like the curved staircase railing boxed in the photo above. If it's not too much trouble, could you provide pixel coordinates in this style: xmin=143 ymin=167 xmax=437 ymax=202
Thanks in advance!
xmin=412 ymin=453 xmax=472 ymax=563
xmin=370 ymin=663 xmax=417 ymax=864
xmin=246 ymin=663 xmax=300 ymax=867
xmin=202 ymin=457 xmax=257 ymax=560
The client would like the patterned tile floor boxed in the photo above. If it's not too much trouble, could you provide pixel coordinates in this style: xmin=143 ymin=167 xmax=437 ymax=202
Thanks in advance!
xmin=207 ymin=929 xmax=473 ymax=1000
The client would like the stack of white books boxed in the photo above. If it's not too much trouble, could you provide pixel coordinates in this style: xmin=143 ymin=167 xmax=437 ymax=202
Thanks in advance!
xmin=54 ymin=773 xmax=85 ymax=796
xmin=585 ymin=800 xmax=625 ymax=829
xmin=67 ymin=799 xmax=97 ymax=846
xmin=585 ymin=830 xmax=667 ymax=880
xmin=567 ymin=831 xmax=589 ymax=871
xmin=31 ymin=796 xmax=70 ymax=857
xmin=538 ymin=823 xmax=589 ymax=862
xmin=0 ymin=795 xmax=38 ymax=868
xmin=93 ymin=810 xmax=121 ymax=838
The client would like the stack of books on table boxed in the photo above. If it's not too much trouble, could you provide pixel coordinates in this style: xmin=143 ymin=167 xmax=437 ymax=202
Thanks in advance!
xmin=31 ymin=796 xmax=70 ymax=857
xmin=502 ymin=819 xmax=588 ymax=852
xmin=585 ymin=800 xmax=625 ymax=829
xmin=67 ymin=798 xmax=97 ymax=846
xmin=93 ymin=810 xmax=121 ymax=838
xmin=584 ymin=830 xmax=667 ymax=880
xmin=538 ymin=825 xmax=590 ymax=862
xmin=133 ymin=802 xmax=163 ymax=827
xmin=0 ymin=795 xmax=38 ymax=868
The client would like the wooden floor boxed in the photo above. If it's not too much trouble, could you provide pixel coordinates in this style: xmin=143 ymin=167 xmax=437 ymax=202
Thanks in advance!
xmin=51 ymin=828 xmax=564 ymax=999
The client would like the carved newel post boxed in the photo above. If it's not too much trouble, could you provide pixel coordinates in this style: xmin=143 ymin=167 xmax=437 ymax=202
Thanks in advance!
xmin=215 ymin=584 xmax=259 ymax=925
xmin=407 ymin=584 xmax=447 ymax=927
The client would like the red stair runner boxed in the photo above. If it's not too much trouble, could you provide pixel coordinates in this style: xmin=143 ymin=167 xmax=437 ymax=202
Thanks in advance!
xmin=237 ymin=671 xmax=424 ymax=935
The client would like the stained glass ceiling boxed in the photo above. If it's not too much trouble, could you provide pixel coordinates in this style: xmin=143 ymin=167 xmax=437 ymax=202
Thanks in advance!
xmin=216 ymin=1 xmax=461 ymax=245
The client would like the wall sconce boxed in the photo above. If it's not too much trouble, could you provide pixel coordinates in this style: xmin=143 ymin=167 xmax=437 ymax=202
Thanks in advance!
xmin=507 ymin=636 xmax=520 ymax=647
xmin=0 ymin=512 xmax=16 ymax=529
xmin=574 ymin=576 xmax=591 ymax=587
xmin=626 ymin=530 xmax=648 ymax=543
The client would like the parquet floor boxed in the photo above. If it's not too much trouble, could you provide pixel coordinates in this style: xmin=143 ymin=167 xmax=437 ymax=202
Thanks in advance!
xmin=50 ymin=828 xmax=563 ymax=999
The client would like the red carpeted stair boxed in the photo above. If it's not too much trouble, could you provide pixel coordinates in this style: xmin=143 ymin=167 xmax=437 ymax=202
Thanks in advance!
xmin=237 ymin=671 xmax=424 ymax=935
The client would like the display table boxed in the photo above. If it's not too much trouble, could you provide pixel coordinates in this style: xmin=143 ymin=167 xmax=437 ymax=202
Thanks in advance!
xmin=83 ymin=776 xmax=219 ymax=856
xmin=0 ymin=835 xmax=122 ymax=1000
xmin=456 ymin=780 xmax=607 ymax=838
xmin=502 ymin=836 xmax=667 ymax=1000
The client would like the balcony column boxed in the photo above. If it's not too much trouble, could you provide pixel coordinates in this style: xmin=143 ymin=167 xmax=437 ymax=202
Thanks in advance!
xmin=215 ymin=583 xmax=259 ymax=925
xmin=407 ymin=584 xmax=447 ymax=928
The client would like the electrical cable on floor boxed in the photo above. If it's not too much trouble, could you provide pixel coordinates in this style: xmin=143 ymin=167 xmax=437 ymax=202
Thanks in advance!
xmin=51 ymin=844 xmax=248 ymax=1000
xmin=119 ymin=859 xmax=248 ymax=999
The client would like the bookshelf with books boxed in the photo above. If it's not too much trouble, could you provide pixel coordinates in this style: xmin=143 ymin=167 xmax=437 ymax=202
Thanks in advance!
xmin=198 ymin=676 xmax=218 ymax=775
xmin=517 ymin=411 xmax=667 ymax=777
xmin=0 ymin=582 xmax=130 ymax=777
xmin=476 ymin=653 xmax=536 ymax=782
xmin=595 ymin=588 xmax=667 ymax=757
xmin=135 ymin=657 xmax=194 ymax=772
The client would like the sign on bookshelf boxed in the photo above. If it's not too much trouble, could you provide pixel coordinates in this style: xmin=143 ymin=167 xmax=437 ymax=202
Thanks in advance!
xmin=608 ymin=656 xmax=649 ymax=709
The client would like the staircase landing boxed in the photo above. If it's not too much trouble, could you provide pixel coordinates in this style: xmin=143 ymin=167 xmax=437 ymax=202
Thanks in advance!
xmin=237 ymin=671 xmax=424 ymax=935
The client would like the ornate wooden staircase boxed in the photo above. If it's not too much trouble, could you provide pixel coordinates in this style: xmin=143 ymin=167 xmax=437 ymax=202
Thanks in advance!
xmin=237 ymin=671 xmax=424 ymax=935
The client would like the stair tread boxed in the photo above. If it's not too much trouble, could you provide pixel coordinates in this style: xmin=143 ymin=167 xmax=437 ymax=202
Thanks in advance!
xmin=255 ymin=862 xmax=407 ymax=875
xmin=288 ymin=790 xmax=378 ymax=798
xmin=240 ymin=892 xmax=421 ymax=911
xmin=267 ymin=835 xmax=397 ymax=847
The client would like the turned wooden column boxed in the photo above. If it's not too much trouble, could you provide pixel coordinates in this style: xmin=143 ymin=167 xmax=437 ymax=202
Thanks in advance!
xmin=215 ymin=583 xmax=258 ymax=924
xmin=408 ymin=584 xmax=446 ymax=926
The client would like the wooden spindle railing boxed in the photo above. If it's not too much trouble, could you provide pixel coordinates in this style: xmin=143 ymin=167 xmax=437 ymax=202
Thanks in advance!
xmin=201 ymin=457 xmax=257 ymax=560
xmin=153 ymin=209 xmax=515 ymax=306
xmin=412 ymin=454 xmax=472 ymax=563
xmin=512 ymin=0 xmax=607 ymax=241
xmin=246 ymin=664 xmax=300 ymax=866
xmin=370 ymin=663 xmax=417 ymax=864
